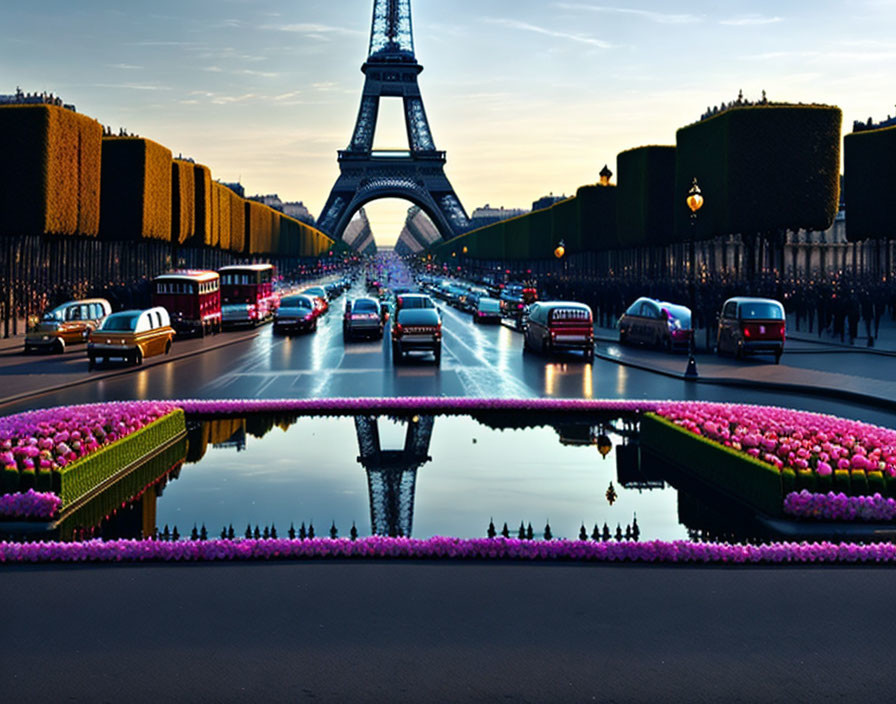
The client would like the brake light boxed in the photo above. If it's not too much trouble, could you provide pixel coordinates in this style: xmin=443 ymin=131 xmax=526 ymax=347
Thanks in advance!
xmin=779 ymin=325 xmax=786 ymax=337
xmin=395 ymin=324 xmax=403 ymax=334
xmin=517 ymin=303 xmax=524 ymax=310
xmin=743 ymin=326 xmax=751 ymax=338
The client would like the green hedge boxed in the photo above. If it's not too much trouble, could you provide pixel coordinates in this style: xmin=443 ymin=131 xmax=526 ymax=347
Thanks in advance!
xmin=673 ymin=105 xmax=842 ymax=242
xmin=56 ymin=409 xmax=186 ymax=507
xmin=640 ymin=413 xmax=783 ymax=517
xmin=844 ymin=124 xmax=896 ymax=241
xmin=99 ymin=137 xmax=173 ymax=242
xmin=617 ymin=146 xmax=675 ymax=247
xmin=55 ymin=436 xmax=188 ymax=540
xmin=576 ymin=184 xmax=617 ymax=251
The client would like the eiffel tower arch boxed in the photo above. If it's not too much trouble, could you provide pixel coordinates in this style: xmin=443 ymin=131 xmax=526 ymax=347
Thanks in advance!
xmin=316 ymin=0 xmax=469 ymax=243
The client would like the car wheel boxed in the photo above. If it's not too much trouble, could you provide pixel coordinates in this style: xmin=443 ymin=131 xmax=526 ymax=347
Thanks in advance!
xmin=585 ymin=346 xmax=594 ymax=363
xmin=134 ymin=348 xmax=144 ymax=366
xmin=392 ymin=341 xmax=401 ymax=363
xmin=23 ymin=345 xmax=31 ymax=355
xmin=87 ymin=355 xmax=95 ymax=371
xmin=53 ymin=339 xmax=65 ymax=355
xmin=434 ymin=346 xmax=441 ymax=365
xmin=618 ymin=329 xmax=627 ymax=346
xmin=164 ymin=340 xmax=172 ymax=355
xmin=774 ymin=350 xmax=782 ymax=365
xmin=735 ymin=341 xmax=744 ymax=360
xmin=312 ymin=319 xmax=318 ymax=332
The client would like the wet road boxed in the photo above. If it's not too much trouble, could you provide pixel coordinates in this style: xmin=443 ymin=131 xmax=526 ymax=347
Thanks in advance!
xmin=6 ymin=279 xmax=896 ymax=430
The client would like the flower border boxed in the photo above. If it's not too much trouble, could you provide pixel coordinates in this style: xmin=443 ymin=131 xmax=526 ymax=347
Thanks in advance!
xmin=3 ymin=536 xmax=896 ymax=565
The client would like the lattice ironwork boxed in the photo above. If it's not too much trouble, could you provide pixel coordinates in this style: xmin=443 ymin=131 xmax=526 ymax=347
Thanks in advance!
xmin=369 ymin=0 xmax=415 ymax=61
xmin=349 ymin=96 xmax=379 ymax=152
xmin=405 ymin=97 xmax=435 ymax=152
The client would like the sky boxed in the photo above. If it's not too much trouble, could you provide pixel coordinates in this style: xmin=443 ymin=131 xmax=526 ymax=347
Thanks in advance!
xmin=2 ymin=0 xmax=895 ymax=247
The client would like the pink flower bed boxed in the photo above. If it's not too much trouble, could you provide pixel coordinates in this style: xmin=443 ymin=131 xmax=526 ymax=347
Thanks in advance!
xmin=0 ymin=402 xmax=177 ymax=518
xmin=654 ymin=402 xmax=896 ymax=480
xmin=0 ymin=401 xmax=176 ymax=474
xmin=3 ymin=536 xmax=896 ymax=565
xmin=784 ymin=490 xmax=896 ymax=522
xmin=0 ymin=490 xmax=62 ymax=519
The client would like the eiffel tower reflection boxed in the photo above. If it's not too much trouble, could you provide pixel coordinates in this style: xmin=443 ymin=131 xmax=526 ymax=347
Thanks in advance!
xmin=354 ymin=415 xmax=434 ymax=537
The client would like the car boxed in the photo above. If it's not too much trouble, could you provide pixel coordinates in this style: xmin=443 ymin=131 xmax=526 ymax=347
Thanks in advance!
xmin=24 ymin=298 xmax=112 ymax=354
xmin=472 ymin=297 xmax=502 ymax=324
xmin=87 ymin=307 xmax=175 ymax=369
xmin=463 ymin=288 xmax=488 ymax=312
xmin=618 ymin=297 xmax=693 ymax=352
xmin=394 ymin=293 xmax=438 ymax=318
xmin=302 ymin=287 xmax=330 ymax=315
xmin=273 ymin=295 xmax=319 ymax=334
xmin=344 ymin=297 xmax=384 ymax=341
xmin=716 ymin=297 xmax=786 ymax=363
xmin=500 ymin=284 xmax=537 ymax=329
xmin=523 ymin=302 xmax=594 ymax=361
xmin=392 ymin=307 xmax=442 ymax=364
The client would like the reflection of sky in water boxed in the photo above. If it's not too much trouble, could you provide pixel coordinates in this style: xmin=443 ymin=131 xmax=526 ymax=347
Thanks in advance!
xmin=156 ymin=415 xmax=687 ymax=541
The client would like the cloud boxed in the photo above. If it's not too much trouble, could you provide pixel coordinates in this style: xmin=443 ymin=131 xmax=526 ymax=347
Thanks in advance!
xmin=108 ymin=63 xmax=143 ymax=70
xmin=263 ymin=23 xmax=364 ymax=41
xmin=485 ymin=18 xmax=613 ymax=48
xmin=720 ymin=15 xmax=784 ymax=26
xmin=91 ymin=83 xmax=171 ymax=91
xmin=552 ymin=3 xmax=703 ymax=24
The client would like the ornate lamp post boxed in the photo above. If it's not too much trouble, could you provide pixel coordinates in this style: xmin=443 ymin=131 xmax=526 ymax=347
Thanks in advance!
xmin=685 ymin=178 xmax=704 ymax=379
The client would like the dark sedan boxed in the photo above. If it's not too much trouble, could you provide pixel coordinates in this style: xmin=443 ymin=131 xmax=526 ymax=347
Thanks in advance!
xmin=343 ymin=297 xmax=384 ymax=341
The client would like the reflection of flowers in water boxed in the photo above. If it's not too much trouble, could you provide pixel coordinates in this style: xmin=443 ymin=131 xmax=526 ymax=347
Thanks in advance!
xmin=4 ymin=535 xmax=896 ymax=564
xmin=605 ymin=482 xmax=617 ymax=506
xmin=0 ymin=489 xmax=61 ymax=519
xmin=785 ymin=490 xmax=896 ymax=522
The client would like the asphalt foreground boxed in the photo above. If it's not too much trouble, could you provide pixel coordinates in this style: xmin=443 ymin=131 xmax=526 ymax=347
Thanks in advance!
xmin=3 ymin=561 xmax=896 ymax=703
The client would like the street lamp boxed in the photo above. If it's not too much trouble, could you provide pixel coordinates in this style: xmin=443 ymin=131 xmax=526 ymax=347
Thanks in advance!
xmin=554 ymin=240 xmax=566 ymax=259
xmin=685 ymin=178 xmax=704 ymax=380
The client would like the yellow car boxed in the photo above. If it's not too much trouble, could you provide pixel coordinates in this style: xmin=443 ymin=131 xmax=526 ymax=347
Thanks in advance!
xmin=25 ymin=299 xmax=112 ymax=354
xmin=87 ymin=307 xmax=175 ymax=369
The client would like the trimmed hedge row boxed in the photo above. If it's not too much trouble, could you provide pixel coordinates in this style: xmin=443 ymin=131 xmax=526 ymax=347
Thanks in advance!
xmin=171 ymin=159 xmax=196 ymax=244
xmin=0 ymin=105 xmax=102 ymax=237
xmin=56 ymin=409 xmax=186 ymax=507
xmin=640 ymin=412 xmax=784 ymax=517
xmin=55 ymin=436 xmax=188 ymax=541
xmin=99 ymin=136 xmax=173 ymax=242
xmin=673 ymin=105 xmax=842 ymax=242
xmin=844 ymin=124 xmax=896 ymax=242
xmin=617 ymin=145 xmax=675 ymax=247
xmin=0 ymin=105 xmax=338 ymax=259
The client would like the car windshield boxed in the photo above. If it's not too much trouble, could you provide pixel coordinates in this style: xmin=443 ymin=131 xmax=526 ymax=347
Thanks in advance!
xmin=353 ymin=300 xmax=378 ymax=313
xmin=281 ymin=296 xmax=312 ymax=308
xmin=739 ymin=302 xmax=784 ymax=320
xmin=661 ymin=304 xmax=691 ymax=328
xmin=397 ymin=296 xmax=434 ymax=309
xmin=100 ymin=312 xmax=141 ymax=332
xmin=398 ymin=309 xmax=439 ymax=326
xmin=42 ymin=307 xmax=65 ymax=322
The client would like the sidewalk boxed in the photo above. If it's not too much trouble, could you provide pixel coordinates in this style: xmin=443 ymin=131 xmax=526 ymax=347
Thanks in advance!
xmin=593 ymin=326 xmax=896 ymax=411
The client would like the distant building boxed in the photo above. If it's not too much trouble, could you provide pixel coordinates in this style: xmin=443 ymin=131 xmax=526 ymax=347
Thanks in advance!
xmin=281 ymin=201 xmax=315 ymax=225
xmin=0 ymin=86 xmax=75 ymax=112
xmin=248 ymin=194 xmax=283 ymax=210
xmin=468 ymin=204 xmax=528 ymax=230
xmin=221 ymin=182 xmax=245 ymax=198
xmin=401 ymin=206 xmax=443 ymax=250
xmin=853 ymin=111 xmax=896 ymax=133
xmin=343 ymin=208 xmax=373 ymax=252
xmin=531 ymin=194 xmax=567 ymax=212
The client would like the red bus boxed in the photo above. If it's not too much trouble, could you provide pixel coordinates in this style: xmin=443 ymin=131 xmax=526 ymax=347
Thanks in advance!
xmin=152 ymin=270 xmax=222 ymax=337
xmin=219 ymin=264 xmax=278 ymax=327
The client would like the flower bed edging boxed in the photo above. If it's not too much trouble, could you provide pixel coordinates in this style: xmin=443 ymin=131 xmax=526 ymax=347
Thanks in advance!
xmin=56 ymin=409 xmax=186 ymax=507
xmin=641 ymin=412 xmax=784 ymax=517
xmin=3 ymin=536 xmax=896 ymax=565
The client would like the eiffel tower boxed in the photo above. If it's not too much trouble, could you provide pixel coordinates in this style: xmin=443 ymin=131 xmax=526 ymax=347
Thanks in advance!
xmin=316 ymin=0 xmax=469 ymax=242
xmin=354 ymin=415 xmax=435 ymax=537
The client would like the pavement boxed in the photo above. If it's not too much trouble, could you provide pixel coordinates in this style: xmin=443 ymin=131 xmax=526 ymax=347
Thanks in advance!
xmin=3 ymin=561 xmax=896 ymax=703
xmin=593 ymin=318 xmax=896 ymax=411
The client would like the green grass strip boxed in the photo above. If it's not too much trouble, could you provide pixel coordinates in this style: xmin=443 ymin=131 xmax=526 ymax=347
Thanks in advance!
xmin=56 ymin=410 xmax=186 ymax=507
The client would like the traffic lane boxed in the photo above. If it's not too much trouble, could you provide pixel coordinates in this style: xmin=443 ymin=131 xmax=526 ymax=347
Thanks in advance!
xmin=3 ymin=562 xmax=895 ymax=703
xmin=5 ymin=295 xmax=896 ymax=430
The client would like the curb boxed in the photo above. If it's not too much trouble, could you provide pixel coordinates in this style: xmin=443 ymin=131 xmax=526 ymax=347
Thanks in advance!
xmin=592 ymin=347 xmax=896 ymax=413
xmin=0 ymin=329 xmax=260 ymax=410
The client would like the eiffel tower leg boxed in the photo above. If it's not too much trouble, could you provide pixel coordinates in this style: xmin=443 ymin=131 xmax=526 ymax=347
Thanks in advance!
xmin=405 ymin=415 xmax=434 ymax=457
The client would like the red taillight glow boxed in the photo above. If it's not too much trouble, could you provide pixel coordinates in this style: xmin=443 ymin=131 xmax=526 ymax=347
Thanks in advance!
xmin=743 ymin=327 xmax=752 ymax=338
